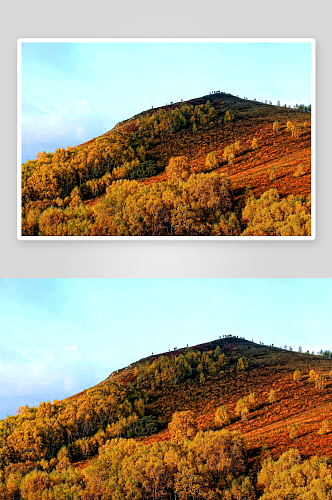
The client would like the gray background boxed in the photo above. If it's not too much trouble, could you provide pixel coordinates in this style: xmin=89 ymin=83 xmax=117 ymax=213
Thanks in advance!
xmin=1 ymin=0 xmax=330 ymax=277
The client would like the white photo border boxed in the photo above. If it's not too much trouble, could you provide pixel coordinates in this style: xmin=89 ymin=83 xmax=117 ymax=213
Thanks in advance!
xmin=17 ymin=37 xmax=316 ymax=241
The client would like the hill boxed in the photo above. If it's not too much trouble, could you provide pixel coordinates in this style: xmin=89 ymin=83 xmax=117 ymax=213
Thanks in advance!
xmin=65 ymin=336 xmax=332 ymax=462
xmin=21 ymin=92 xmax=312 ymax=237
xmin=0 ymin=337 xmax=332 ymax=499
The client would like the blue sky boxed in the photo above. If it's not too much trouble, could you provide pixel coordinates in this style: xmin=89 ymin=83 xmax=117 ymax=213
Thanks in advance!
xmin=0 ymin=278 xmax=330 ymax=420
xmin=20 ymin=40 xmax=312 ymax=163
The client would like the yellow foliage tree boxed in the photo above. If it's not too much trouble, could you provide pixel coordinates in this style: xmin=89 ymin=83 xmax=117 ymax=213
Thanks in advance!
xmin=294 ymin=163 xmax=306 ymax=177
xmin=315 ymin=374 xmax=327 ymax=390
xmin=242 ymin=189 xmax=311 ymax=237
xmin=223 ymin=141 xmax=241 ymax=166
xmin=286 ymin=120 xmax=293 ymax=132
xmin=309 ymin=369 xmax=316 ymax=382
xmin=269 ymin=166 xmax=277 ymax=181
xmin=224 ymin=109 xmax=234 ymax=123
xmin=293 ymin=369 xmax=301 ymax=383
xmin=258 ymin=449 xmax=332 ymax=499
xmin=223 ymin=145 xmax=235 ymax=165
xmin=168 ymin=411 xmax=197 ymax=442
xmin=241 ymin=407 xmax=249 ymax=421
xmin=205 ymin=151 xmax=219 ymax=171
xmin=289 ymin=422 xmax=298 ymax=440
xmin=166 ymin=156 xmax=191 ymax=183
xmin=251 ymin=137 xmax=259 ymax=150
xmin=236 ymin=357 xmax=249 ymax=372
xmin=318 ymin=419 xmax=330 ymax=436
xmin=215 ymin=405 xmax=231 ymax=428
xmin=292 ymin=125 xmax=301 ymax=138
xmin=268 ymin=389 xmax=276 ymax=404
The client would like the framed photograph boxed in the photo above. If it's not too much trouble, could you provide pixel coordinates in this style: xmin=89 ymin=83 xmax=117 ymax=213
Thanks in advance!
xmin=18 ymin=38 xmax=315 ymax=239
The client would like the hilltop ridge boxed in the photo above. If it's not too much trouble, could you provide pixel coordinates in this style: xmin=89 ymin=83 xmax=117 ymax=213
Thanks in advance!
xmin=72 ymin=93 xmax=246 ymax=149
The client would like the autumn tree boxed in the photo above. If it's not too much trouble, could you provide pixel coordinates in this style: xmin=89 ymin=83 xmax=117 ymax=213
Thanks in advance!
xmin=205 ymin=151 xmax=219 ymax=171
xmin=233 ymin=140 xmax=241 ymax=154
xmin=83 ymin=429 xmax=252 ymax=500
xmin=69 ymin=186 xmax=82 ymax=208
xmin=318 ymin=419 xmax=330 ymax=436
xmin=242 ymin=189 xmax=311 ymax=237
xmin=289 ymin=422 xmax=298 ymax=440
xmin=166 ymin=156 xmax=191 ymax=183
xmin=293 ymin=368 xmax=301 ymax=383
xmin=294 ymin=163 xmax=306 ymax=177
xmin=273 ymin=120 xmax=280 ymax=132
xmin=25 ymin=207 xmax=40 ymax=236
xmin=183 ymin=171 xmax=233 ymax=215
xmin=258 ymin=449 xmax=332 ymax=499
xmin=168 ymin=411 xmax=197 ymax=442
xmin=235 ymin=400 xmax=248 ymax=423
xmin=247 ymin=392 xmax=257 ymax=409
xmin=235 ymin=393 xmax=257 ymax=420
xmin=6 ymin=471 xmax=22 ymax=500
xmin=214 ymin=212 xmax=241 ymax=236
xmin=56 ymin=446 xmax=71 ymax=471
xmin=236 ymin=357 xmax=249 ymax=372
xmin=251 ymin=137 xmax=258 ymax=150
xmin=223 ymin=141 xmax=241 ymax=166
xmin=223 ymin=145 xmax=235 ymax=166
xmin=315 ymin=374 xmax=327 ymax=390
xmin=269 ymin=166 xmax=277 ymax=181
xmin=241 ymin=407 xmax=249 ymax=421
xmin=292 ymin=125 xmax=301 ymax=138
xmin=268 ymin=389 xmax=276 ymax=404
xmin=224 ymin=109 xmax=234 ymax=123
xmin=215 ymin=405 xmax=231 ymax=428
xmin=286 ymin=120 xmax=293 ymax=132
xmin=309 ymin=369 xmax=316 ymax=382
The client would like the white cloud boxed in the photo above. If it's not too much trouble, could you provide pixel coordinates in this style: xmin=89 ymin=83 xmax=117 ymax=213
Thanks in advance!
xmin=77 ymin=99 xmax=89 ymax=108
xmin=0 ymin=343 xmax=101 ymax=417
xmin=66 ymin=345 xmax=78 ymax=352
xmin=21 ymin=97 xmax=109 ymax=152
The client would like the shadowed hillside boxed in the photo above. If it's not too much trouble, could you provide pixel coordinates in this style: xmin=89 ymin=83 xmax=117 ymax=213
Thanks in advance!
xmin=21 ymin=93 xmax=312 ymax=237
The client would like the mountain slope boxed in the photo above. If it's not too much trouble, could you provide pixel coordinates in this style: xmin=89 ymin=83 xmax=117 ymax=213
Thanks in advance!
xmin=122 ymin=94 xmax=311 ymax=200
xmin=64 ymin=336 xmax=331 ymax=462
xmin=1 ymin=337 xmax=331 ymax=499
xmin=77 ymin=92 xmax=311 ymax=201
xmin=21 ymin=92 xmax=312 ymax=236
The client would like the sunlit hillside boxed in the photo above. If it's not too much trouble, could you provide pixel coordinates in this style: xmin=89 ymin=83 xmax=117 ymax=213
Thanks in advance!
xmin=21 ymin=92 xmax=312 ymax=237
xmin=1 ymin=337 xmax=332 ymax=499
